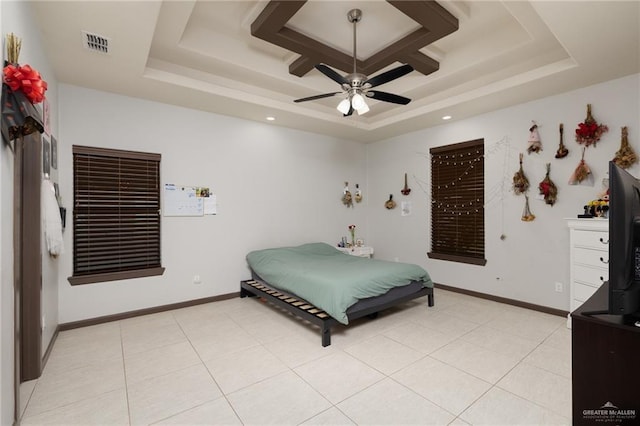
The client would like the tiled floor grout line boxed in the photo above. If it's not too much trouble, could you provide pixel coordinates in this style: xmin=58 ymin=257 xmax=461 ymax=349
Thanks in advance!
xmin=20 ymin=292 xmax=571 ymax=425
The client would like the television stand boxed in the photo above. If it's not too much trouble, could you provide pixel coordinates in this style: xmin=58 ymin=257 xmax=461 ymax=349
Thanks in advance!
xmin=571 ymin=282 xmax=640 ymax=425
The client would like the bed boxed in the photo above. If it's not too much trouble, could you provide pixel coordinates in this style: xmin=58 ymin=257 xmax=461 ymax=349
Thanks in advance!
xmin=240 ymin=242 xmax=434 ymax=346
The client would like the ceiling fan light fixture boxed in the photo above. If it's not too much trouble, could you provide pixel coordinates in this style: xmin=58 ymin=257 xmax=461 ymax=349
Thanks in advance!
xmin=351 ymin=92 xmax=366 ymax=110
xmin=356 ymin=102 xmax=369 ymax=115
xmin=337 ymin=98 xmax=351 ymax=115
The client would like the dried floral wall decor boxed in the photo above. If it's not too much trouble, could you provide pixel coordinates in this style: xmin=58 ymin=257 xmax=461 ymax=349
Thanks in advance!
xmin=354 ymin=183 xmax=363 ymax=203
xmin=512 ymin=153 xmax=530 ymax=195
xmin=575 ymin=104 xmax=608 ymax=147
xmin=2 ymin=33 xmax=46 ymax=146
xmin=342 ymin=182 xmax=353 ymax=207
xmin=385 ymin=194 xmax=396 ymax=209
xmin=555 ymin=123 xmax=568 ymax=158
xmin=527 ymin=121 xmax=542 ymax=154
xmin=538 ymin=163 xmax=558 ymax=206
xmin=568 ymin=148 xmax=593 ymax=185
xmin=401 ymin=173 xmax=411 ymax=195
xmin=521 ymin=195 xmax=535 ymax=221
xmin=613 ymin=126 xmax=637 ymax=169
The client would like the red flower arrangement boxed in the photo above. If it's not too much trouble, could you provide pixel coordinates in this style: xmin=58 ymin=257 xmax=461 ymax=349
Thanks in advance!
xmin=3 ymin=63 xmax=47 ymax=104
xmin=575 ymin=104 xmax=607 ymax=147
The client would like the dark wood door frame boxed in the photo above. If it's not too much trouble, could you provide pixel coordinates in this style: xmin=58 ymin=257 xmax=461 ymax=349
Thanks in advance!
xmin=12 ymin=132 xmax=43 ymax=423
xmin=20 ymin=132 xmax=42 ymax=382
xmin=13 ymin=136 xmax=23 ymax=423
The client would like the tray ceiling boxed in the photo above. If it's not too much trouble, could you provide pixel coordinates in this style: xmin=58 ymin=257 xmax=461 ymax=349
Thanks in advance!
xmin=30 ymin=1 xmax=640 ymax=143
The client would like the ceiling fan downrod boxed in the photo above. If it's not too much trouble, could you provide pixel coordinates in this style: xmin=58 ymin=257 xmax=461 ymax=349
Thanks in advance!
xmin=348 ymin=9 xmax=361 ymax=77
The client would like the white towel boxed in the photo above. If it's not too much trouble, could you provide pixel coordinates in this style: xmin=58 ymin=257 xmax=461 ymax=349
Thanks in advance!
xmin=42 ymin=179 xmax=64 ymax=257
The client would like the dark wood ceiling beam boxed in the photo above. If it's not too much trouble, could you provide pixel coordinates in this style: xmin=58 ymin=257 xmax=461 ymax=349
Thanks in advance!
xmin=399 ymin=51 xmax=440 ymax=76
xmin=250 ymin=0 xmax=458 ymax=78
xmin=250 ymin=1 xmax=305 ymax=35
xmin=387 ymin=0 xmax=459 ymax=34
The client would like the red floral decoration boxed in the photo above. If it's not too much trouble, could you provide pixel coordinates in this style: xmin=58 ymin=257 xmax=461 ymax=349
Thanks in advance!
xmin=575 ymin=104 xmax=607 ymax=147
xmin=3 ymin=63 xmax=48 ymax=104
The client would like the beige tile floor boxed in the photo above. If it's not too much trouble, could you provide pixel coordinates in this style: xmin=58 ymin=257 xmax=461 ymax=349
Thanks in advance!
xmin=19 ymin=289 xmax=572 ymax=425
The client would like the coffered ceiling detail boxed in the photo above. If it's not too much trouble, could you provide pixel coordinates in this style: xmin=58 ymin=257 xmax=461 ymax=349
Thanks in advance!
xmin=251 ymin=0 xmax=458 ymax=78
xmin=29 ymin=1 xmax=640 ymax=143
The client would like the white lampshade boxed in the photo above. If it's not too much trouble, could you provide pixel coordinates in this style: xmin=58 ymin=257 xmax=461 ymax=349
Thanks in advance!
xmin=351 ymin=93 xmax=366 ymax=110
xmin=356 ymin=101 xmax=369 ymax=115
xmin=337 ymin=98 xmax=351 ymax=115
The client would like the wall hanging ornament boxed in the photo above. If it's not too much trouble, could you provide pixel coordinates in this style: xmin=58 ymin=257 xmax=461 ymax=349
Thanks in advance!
xmin=512 ymin=153 xmax=530 ymax=195
xmin=568 ymin=147 xmax=593 ymax=185
xmin=527 ymin=121 xmax=542 ymax=154
xmin=354 ymin=183 xmax=363 ymax=203
xmin=538 ymin=163 xmax=558 ymax=206
xmin=521 ymin=195 xmax=535 ymax=221
xmin=575 ymin=104 xmax=608 ymax=147
xmin=555 ymin=123 xmax=569 ymax=158
xmin=385 ymin=194 xmax=396 ymax=209
xmin=342 ymin=182 xmax=353 ymax=207
xmin=612 ymin=126 xmax=637 ymax=170
xmin=1 ymin=33 xmax=46 ymax=147
xmin=401 ymin=173 xmax=411 ymax=195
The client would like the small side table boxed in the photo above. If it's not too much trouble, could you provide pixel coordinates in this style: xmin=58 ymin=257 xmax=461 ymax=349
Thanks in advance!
xmin=337 ymin=246 xmax=374 ymax=258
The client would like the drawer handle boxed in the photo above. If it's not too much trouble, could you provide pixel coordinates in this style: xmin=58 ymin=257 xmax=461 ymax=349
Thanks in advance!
xmin=600 ymin=276 xmax=605 ymax=282
xmin=599 ymin=237 xmax=609 ymax=244
xmin=599 ymin=257 xmax=609 ymax=264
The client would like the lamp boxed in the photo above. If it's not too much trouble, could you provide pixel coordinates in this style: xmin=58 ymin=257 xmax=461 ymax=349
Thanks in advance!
xmin=337 ymin=98 xmax=351 ymax=115
xmin=336 ymin=90 xmax=369 ymax=116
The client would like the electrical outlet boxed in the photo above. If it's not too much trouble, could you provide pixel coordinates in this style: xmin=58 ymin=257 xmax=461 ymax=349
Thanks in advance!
xmin=555 ymin=282 xmax=563 ymax=292
xmin=193 ymin=275 xmax=201 ymax=284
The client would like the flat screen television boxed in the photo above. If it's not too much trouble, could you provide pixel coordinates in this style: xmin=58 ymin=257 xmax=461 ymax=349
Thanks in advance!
xmin=608 ymin=161 xmax=640 ymax=321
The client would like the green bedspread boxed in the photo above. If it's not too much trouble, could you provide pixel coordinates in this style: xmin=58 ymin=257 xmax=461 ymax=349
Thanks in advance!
xmin=246 ymin=242 xmax=433 ymax=324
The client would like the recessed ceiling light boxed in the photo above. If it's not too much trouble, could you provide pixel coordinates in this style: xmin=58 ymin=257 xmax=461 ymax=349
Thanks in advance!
xmin=442 ymin=115 xmax=452 ymax=120
xmin=266 ymin=116 xmax=276 ymax=121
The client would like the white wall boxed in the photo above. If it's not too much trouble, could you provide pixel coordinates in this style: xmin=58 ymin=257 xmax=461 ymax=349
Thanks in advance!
xmin=367 ymin=73 xmax=640 ymax=310
xmin=57 ymin=85 xmax=367 ymax=323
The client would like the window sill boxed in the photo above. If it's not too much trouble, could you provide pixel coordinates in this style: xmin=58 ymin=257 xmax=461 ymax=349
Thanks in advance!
xmin=68 ymin=267 xmax=165 ymax=286
xmin=427 ymin=252 xmax=487 ymax=266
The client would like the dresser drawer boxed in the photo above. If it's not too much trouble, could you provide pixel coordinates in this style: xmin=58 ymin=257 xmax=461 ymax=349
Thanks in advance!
xmin=573 ymin=247 xmax=610 ymax=267
xmin=573 ymin=282 xmax=600 ymax=304
xmin=572 ymin=229 xmax=609 ymax=250
xmin=574 ymin=264 xmax=607 ymax=287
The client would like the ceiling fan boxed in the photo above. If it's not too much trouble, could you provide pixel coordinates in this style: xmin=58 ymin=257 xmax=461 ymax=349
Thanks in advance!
xmin=293 ymin=8 xmax=414 ymax=116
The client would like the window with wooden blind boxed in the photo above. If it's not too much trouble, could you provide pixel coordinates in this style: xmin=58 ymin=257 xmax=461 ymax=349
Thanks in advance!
xmin=69 ymin=146 xmax=165 ymax=285
xmin=428 ymin=139 xmax=486 ymax=266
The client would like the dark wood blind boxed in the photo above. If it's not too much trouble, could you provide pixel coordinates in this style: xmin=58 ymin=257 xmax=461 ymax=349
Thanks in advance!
xmin=69 ymin=146 xmax=164 ymax=285
xmin=428 ymin=139 xmax=486 ymax=265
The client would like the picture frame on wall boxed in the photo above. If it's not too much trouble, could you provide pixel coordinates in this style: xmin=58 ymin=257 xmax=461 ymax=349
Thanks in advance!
xmin=42 ymin=135 xmax=50 ymax=177
xmin=51 ymin=136 xmax=57 ymax=169
xmin=43 ymin=98 xmax=51 ymax=135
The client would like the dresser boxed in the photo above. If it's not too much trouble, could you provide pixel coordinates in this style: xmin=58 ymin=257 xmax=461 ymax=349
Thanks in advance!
xmin=567 ymin=219 xmax=609 ymax=326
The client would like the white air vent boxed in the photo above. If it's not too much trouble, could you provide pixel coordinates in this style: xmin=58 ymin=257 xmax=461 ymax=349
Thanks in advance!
xmin=82 ymin=31 xmax=110 ymax=54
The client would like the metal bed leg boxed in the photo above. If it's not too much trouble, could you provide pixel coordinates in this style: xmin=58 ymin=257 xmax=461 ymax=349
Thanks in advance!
xmin=428 ymin=291 xmax=434 ymax=307
xmin=321 ymin=326 xmax=331 ymax=347
xmin=240 ymin=287 xmax=256 ymax=298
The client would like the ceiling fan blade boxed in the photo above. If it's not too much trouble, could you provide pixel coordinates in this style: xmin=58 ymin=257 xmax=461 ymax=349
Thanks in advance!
xmin=294 ymin=92 xmax=341 ymax=103
xmin=363 ymin=64 xmax=414 ymax=88
xmin=315 ymin=64 xmax=350 ymax=86
xmin=366 ymin=90 xmax=411 ymax=105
